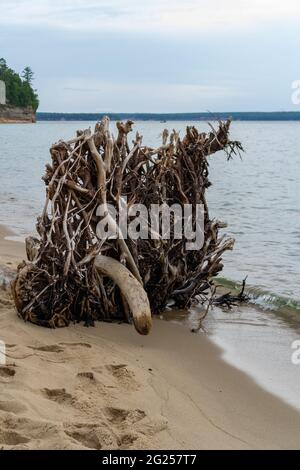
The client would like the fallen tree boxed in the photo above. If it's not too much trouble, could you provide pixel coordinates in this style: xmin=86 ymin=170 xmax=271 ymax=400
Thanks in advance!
xmin=12 ymin=117 xmax=243 ymax=334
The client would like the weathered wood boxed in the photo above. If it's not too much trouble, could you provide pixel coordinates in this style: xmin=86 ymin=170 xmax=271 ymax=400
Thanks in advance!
xmin=94 ymin=255 xmax=152 ymax=335
xmin=12 ymin=117 xmax=243 ymax=333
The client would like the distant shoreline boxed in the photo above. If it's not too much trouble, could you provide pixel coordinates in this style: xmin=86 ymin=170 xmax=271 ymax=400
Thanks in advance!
xmin=37 ymin=111 xmax=300 ymax=121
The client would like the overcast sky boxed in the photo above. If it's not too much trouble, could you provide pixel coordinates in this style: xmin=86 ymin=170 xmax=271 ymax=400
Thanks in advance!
xmin=1 ymin=0 xmax=299 ymax=112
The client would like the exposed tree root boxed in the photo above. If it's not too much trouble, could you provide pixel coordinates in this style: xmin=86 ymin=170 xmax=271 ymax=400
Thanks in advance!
xmin=12 ymin=117 xmax=243 ymax=334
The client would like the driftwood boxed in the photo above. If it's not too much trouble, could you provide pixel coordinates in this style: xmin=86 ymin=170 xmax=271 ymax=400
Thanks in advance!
xmin=12 ymin=117 xmax=243 ymax=334
xmin=214 ymin=277 xmax=249 ymax=308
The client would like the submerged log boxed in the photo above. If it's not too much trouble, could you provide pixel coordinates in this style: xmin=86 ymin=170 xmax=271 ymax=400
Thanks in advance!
xmin=12 ymin=117 xmax=243 ymax=334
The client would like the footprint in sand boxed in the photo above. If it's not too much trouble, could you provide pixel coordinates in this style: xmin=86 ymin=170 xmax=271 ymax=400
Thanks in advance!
xmin=0 ymin=415 xmax=66 ymax=449
xmin=103 ymin=407 xmax=167 ymax=448
xmin=0 ymin=429 xmax=30 ymax=446
xmin=91 ymin=364 xmax=139 ymax=391
xmin=103 ymin=405 xmax=167 ymax=449
xmin=118 ymin=433 xmax=138 ymax=448
xmin=42 ymin=388 xmax=74 ymax=405
xmin=0 ymin=366 xmax=16 ymax=378
xmin=0 ymin=400 xmax=27 ymax=414
xmin=104 ymin=407 xmax=146 ymax=425
xmin=63 ymin=423 xmax=116 ymax=450
xmin=63 ymin=420 xmax=140 ymax=450
xmin=76 ymin=372 xmax=95 ymax=381
xmin=106 ymin=364 xmax=139 ymax=390
xmin=106 ymin=364 xmax=133 ymax=377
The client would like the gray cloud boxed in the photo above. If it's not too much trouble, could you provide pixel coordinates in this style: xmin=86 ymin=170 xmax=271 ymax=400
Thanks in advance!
xmin=1 ymin=0 xmax=300 ymax=33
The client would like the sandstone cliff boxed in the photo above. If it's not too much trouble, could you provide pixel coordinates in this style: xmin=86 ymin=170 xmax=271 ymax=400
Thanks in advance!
xmin=0 ymin=104 xmax=36 ymax=123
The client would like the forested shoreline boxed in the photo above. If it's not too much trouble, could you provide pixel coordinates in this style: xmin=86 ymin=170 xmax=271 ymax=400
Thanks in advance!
xmin=37 ymin=111 xmax=300 ymax=121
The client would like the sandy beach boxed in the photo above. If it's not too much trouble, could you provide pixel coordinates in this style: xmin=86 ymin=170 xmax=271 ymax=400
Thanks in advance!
xmin=0 ymin=224 xmax=299 ymax=450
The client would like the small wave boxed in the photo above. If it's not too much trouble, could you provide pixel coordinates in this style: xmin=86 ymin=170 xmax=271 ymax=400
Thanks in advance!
xmin=216 ymin=277 xmax=300 ymax=315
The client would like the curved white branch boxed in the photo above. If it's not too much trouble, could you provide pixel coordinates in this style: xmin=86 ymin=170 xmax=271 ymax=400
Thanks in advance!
xmin=94 ymin=255 xmax=152 ymax=335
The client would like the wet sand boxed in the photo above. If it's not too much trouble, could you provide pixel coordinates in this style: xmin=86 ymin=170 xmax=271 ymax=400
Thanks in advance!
xmin=0 ymin=224 xmax=300 ymax=449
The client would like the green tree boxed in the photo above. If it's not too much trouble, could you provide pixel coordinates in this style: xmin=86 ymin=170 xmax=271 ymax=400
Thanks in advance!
xmin=0 ymin=58 xmax=7 ymax=71
xmin=0 ymin=59 xmax=39 ymax=111
xmin=22 ymin=66 xmax=34 ymax=85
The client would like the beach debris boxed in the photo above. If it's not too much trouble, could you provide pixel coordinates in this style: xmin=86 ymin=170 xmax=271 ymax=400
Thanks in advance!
xmin=190 ymin=278 xmax=250 ymax=333
xmin=11 ymin=116 xmax=243 ymax=334
xmin=213 ymin=277 xmax=250 ymax=308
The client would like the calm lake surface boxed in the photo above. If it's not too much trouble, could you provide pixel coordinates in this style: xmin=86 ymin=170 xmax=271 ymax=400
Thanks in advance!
xmin=0 ymin=119 xmax=300 ymax=409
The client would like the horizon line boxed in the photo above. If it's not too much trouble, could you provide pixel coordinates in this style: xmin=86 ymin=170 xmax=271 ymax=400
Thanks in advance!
xmin=37 ymin=111 xmax=300 ymax=114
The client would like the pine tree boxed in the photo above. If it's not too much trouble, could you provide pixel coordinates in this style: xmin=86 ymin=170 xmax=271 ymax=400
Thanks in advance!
xmin=22 ymin=66 xmax=34 ymax=85
xmin=0 ymin=58 xmax=7 ymax=71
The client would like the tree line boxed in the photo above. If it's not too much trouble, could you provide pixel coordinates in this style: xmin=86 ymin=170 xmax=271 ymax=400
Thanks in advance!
xmin=36 ymin=111 xmax=300 ymax=121
xmin=0 ymin=58 xmax=39 ymax=111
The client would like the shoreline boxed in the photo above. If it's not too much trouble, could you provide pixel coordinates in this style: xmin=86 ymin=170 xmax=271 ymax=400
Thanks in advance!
xmin=0 ymin=120 xmax=35 ymax=124
xmin=1 ymin=224 xmax=300 ymax=449
xmin=0 ymin=224 xmax=26 ymax=270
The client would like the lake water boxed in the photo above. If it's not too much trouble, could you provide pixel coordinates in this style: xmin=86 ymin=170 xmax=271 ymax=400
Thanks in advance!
xmin=1 ymin=119 xmax=300 ymax=409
